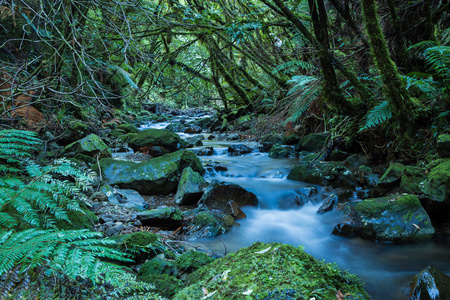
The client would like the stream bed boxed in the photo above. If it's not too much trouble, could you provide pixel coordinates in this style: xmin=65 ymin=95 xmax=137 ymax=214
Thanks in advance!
xmin=190 ymin=139 xmax=450 ymax=300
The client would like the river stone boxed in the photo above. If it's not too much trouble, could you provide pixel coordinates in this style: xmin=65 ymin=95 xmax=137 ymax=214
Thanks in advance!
xmin=117 ymin=123 xmax=139 ymax=133
xmin=269 ymin=144 xmax=290 ymax=158
xmin=375 ymin=162 xmax=406 ymax=195
xmin=99 ymin=150 xmax=204 ymax=195
xmin=354 ymin=194 xmax=435 ymax=242
xmin=408 ymin=265 xmax=450 ymax=300
xmin=421 ymin=160 xmax=450 ymax=209
xmin=437 ymin=134 xmax=450 ymax=158
xmin=227 ymin=144 xmax=253 ymax=156
xmin=198 ymin=180 xmax=258 ymax=213
xmin=136 ymin=207 xmax=183 ymax=228
xmin=64 ymin=134 xmax=111 ymax=159
xmin=287 ymin=161 xmax=356 ymax=188
xmin=175 ymin=167 xmax=208 ymax=205
xmin=284 ymin=133 xmax=301 ymax=145
xmin=184 ymin=136 xmax=203 ymax=148
xmin=128 ymin=128 xmax=184 ymax=152
xmin=182 ymin=206 xmax=235 ymax=239
xmin=197 ymin=146 xmax=214 ymax=156
xmin=184 ymin=125 xmax=202 ymax=134
xmin=317 ymin=194 xmax=339 ymax=214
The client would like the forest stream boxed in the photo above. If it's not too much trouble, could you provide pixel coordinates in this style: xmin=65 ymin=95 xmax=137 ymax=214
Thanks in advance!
xmin=144 ymin=120 xmax=450 ymax=300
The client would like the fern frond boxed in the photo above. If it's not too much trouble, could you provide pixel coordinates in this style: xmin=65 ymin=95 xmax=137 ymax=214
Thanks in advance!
xmin=423 ymin=46 xmax=450 ymax=79
xmin=359 ymin=100 xmax=393 ymax=131
xmin=272 ymin=60 xmax=313 ymax=75
xmin=0 ymin=130 xmax=42 ymax=174
xmin=285 ymin=75 xmax=322 ymax=124
xmin=400 ymin=74 xmax=440 ymax=100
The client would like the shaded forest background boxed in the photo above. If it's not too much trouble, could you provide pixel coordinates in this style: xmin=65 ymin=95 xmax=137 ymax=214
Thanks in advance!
xmin=1 ymin=0 xmax=449 ymax=160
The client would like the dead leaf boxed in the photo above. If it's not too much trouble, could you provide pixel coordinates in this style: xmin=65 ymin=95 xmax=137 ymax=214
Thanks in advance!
xmin=254 ymin=246 xmax=271 ymax=254
xmin=202 ymin=287 xmax=208 ymax=296
xmin=412 ymin=223 xmax=421 ymax=230
xmin=336 ymin=290 xmax=345 ymax=300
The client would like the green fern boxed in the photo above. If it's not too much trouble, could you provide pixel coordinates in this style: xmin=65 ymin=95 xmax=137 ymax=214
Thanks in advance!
xmin=0 ymin=130 xmax=42 ymax=173
xmin=423 ymin=46 xmax=450 ymax=80
xmin=359 ymin=100 xmax=393 ymax=131
xmin=285 ymin=75 xmax=321 ymax=124
xmin=272 ymin=60 xmax=313 ymax=75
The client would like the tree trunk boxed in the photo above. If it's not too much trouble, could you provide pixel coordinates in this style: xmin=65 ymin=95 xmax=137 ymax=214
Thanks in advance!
xmin=361 ymin=0 xmax=415 ymax=130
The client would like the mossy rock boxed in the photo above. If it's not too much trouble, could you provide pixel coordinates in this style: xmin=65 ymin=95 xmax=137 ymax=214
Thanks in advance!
xmin=175 ymin=250 xmax=215 ymax=273
xmin=64 ymin=134 xmax=111 ymax=159
xmin=283 ymin=133 xmax=301 ymax=145
xmin=298 ymin=132 xmax=329 ymax=152
xmin=400 ymin=166 xmax=427 ymax=194
xmin=408 ymin=265 xmax=450 ymax=300
xmin=128 ymin=128 xmax=183 ymax=152
xmin=73 ymin=153 xmax=96 ymax=165
xmin=136 ymin=207 xmax=183 ymax=228
xmin=55 ymin=208 xmax=98 ymax=230
xmin=269 ymin=144 xmax=290 ymax=158
xmin=287 ymin=161 xmax=356 ymax=188
xmin=183 ymin=206 xmax=235 ymax=239
xmin=375 ymin=162 xmax=406 ymax=194
xmin=437 ymin=134 xmax=450 ymax=158
xmin=99 ymin=150 xmax=204 ymax=195
xmin=174 ymin=242 xmax=369 ymax=300
xmin=108 ymin=129 xmax=126 ymax=138
xmin=421 ymin=159 xmax=450 ymax=206
xmin=110 ymin=231 xmax=162 ymax=262
xmin=175 ymin=167 xmax=208 ymax=205
xmin=354 ymin=194 xmax=435 ymax=242
xmin=117 ymin=123 xmax=139 ymax=133
xmin=140 ymin=274 xmax=183 ymax=298
xmin=138 ymin=256 xmax=174 ymax=277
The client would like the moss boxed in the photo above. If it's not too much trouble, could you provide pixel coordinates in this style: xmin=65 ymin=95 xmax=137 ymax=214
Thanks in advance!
xmin=175 ymin=251 xmax=215 ymax=272
xmin=174 ymin=242 xmax=369 ymax=300
xmin=109 ymin=129 xmax=126 ymax=138
xmin=73 ymin=153 xmax=95 ymax=165
xmin=138 ymin=207 xmax=183 ymax=221
xmin=117 ymin=123 xmax=139 ymax=133
xmin=110 ymin=232 xmax=163 ymax=262
xmin=400 ymin=166 xmax=427 ymax=194
xmin=422 ymin=160 xmax=450 ymax=203
xmin=140 ymin=274 xmax=183 ymax=298
xmin=355 ymin=194 xmax=419 ymax=218
xmin=70 ymin=121 xmax=88 ymax=132
xmin=138 ymin=256 xmax=174 ymax=277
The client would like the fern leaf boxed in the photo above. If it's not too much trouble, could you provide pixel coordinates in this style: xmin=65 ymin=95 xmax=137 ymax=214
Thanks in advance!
xmin=359 ymin=100 xmax=393 ymax=131
xmin=272 ymin=60 xmax=313 ymax=75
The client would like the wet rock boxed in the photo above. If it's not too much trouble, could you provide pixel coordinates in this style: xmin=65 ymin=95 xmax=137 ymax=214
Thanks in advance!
xmin=137 ymin=207 xmax=183 ymax=228
xmin=198 ymin=180 xmax=258 ymax=213
xmin=182 ymin=206 xmax=235 ymax=239
xmin=165 ymin=123 xmax=187 ymax=132
xmin=332 ymin=223 xmax=360 ymax=237
xmin=226 ymin=200 xmax=247 ymax=219
xmin=175 ymin=167 xmax=208 ymax=205
xmin=437 ymin=134 xmax=450 ymax=158
xmin=117 ymin=123 xmax=139 ymax=134
xmin=276 ymin=190 xmax=310 ymax=209
xmin=99 ymin=184 xmax=147 ymax=210
xmin=99 ymin=214 xmax=116 ymax=224
xmin=64 ymin=134 xmax=111 ymax=159
xmin=354 ymin=194 xmax=435 ymax=242
xmin=228 ymin=144 xmax=253 ymax=156
xmin=317 ymin=194 xmax=339 ymax=214
xmin=375 ymin=163 xmax=405 ymax=195
xmin=297 ymin=132 xmax=329 ymax=152
xmin=421 ymin=160 xmax=450 ymax=210
xmin=128 ymin=128 xmax=184 ymax=152
xmin=287 ymin=161 xmax=356 ymax=188
xmin=227 ymin=133 xmax=240 ymax=140
xmin=400 ymin=166 xmax=427 ymax=195
xmin=184 ymin=125 xmax=202 ymax=134
xmin=100 ymin=150 xmax=204 ymax=195
xmin=105 ymin=224 xmax=126 ymax=236
xmin=110 ymin=231 xmax=161 ymax=263
xmin=325 ymin=150 xmax=351 ymax=161
xmin=184 ymin=136 xmax=203 ymax=148
xmin=269 ymin=144 xmax=290 ymax=158
xmin=197 ymin=146 xmax=214 ymax=156
xmin=408 ymin=265 xmax=450 ymax=300
xmin=207 ymin=135 xmax=216 ymax=140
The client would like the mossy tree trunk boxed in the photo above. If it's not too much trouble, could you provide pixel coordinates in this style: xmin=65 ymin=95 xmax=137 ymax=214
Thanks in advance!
xmin=361 ymin=0 xmax=415 ymax=131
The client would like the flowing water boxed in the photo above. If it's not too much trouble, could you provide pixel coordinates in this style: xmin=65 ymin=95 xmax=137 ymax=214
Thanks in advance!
xmin=141 ymin=121 xmax=450 ymax=299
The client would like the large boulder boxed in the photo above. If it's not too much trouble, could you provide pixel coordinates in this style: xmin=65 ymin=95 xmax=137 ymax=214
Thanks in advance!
xmin=269 ymin=144 xmax=290 ymax=158
xmin=400 ymin=166 xmax=427 ymax=195
xmin=287 ymin=161 xmax=356 ymax=188
xmin=99 ymin=150 xmax=204 ymax=195
xmin=227 ymin=144 xmax=253 ymax=156
xmin=354 ymin=194 xmax=435 ymax=242
xmin=421 ymin=159 xmax=450 ymax=210
xmin=128 ymin=128 xmax=184 ymax=152
xmin=100 ymin=184 xmax=147 ymax=210
xmin=174 ymin=242 xmax=369 ymax=300
xmin=198 ymin=180 xmax=258 ymax=214
xmin=64 ymin=134 xmax=111 ymax=159
xmin=408 ymin=265 xmax=450 ymax=300
xmin=175 ymin=167 xmax=208 ymax=205
xmin=437 ymin=134 xmax=450 ymax=158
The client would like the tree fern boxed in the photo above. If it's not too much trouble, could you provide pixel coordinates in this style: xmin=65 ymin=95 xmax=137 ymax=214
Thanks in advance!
xmin=359 ymin=100 xmax=393 ymax=131
xmin=423 ymin=46 xmax=450 ymax=81
xmin=272 ymin=60 xmax=313 ymax=75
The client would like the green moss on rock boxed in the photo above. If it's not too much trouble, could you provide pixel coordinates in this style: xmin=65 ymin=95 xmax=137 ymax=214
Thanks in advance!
xmin=354 ymin=194 xmax=435 ymax=242
xmin=400 ymin=166 xmax=427 ymax=194
xmin=140 ymin=274 xmax=183 ymax=298
xmin=64 ymin=134 xmax=111 ymax=159
xmin=422 ymin=160 xmax=450 ymax=205
xmin=175 ymin=251 xmax=215 ymax=272
xmin=129 ymin=128 xmax=183 ymax=152
xmin=174 ymin=242 xmax=369 ymax=300
xmin=118 ymin=123 xmax=139 ymax=133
